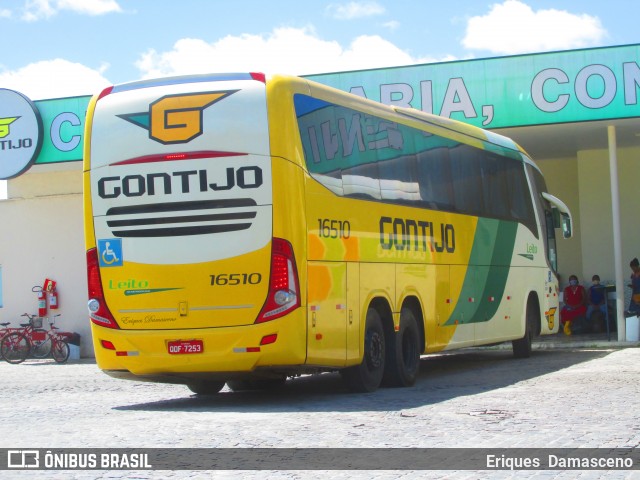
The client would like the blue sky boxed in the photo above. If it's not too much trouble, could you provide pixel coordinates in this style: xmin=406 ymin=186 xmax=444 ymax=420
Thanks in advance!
xmin=0 ymin=0 xmax=638 ymax=101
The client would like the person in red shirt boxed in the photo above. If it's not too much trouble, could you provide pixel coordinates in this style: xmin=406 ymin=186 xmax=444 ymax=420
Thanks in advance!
xmin=560 ymin=274 xmax=587 ymax=335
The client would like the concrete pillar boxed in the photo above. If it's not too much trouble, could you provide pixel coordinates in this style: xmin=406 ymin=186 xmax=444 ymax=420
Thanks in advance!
xmin=607 ymin=125 xmax=626 ymax=341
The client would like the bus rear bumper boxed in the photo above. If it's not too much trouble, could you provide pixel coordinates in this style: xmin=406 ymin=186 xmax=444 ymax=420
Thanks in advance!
xmin=91 ymin=312 xmax=307 ymax=381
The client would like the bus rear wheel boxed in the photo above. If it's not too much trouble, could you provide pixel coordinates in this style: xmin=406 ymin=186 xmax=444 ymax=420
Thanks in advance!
xmin=513 ymin=300 xmax=536 ymax=358
xmin=383 ymin=307 xmax=420 ymax=387
xmin=341 ymin=308 xmax=385 ymax=393
xmin=187 ymin=380 xmax=226 ymax=395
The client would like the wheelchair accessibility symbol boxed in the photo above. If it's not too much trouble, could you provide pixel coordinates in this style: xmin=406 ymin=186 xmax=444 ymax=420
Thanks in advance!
xmin=98 ymin=239 xmax=123 ymax=267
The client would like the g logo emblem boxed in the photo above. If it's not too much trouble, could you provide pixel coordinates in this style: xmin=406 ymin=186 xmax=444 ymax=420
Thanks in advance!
xmin=0 ymin=117 xmax=19 ymax=138
xmin=119 ymin=90 xmax=237 ymax=145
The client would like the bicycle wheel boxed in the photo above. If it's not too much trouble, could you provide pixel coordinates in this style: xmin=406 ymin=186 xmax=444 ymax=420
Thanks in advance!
xmin=1 ymin=332 xmax=30 ymax=364
xmin=30 ymin=329 xmax=52 ymax=358
xmin=52 ymin=339 xmax=70 ymax=364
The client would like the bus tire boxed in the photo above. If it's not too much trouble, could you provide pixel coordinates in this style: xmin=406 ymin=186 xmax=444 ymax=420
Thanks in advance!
xmin=512 ymin=301 xmax=536 ymax=358
xmin=341 ymin=307 xmax=385 ymax=393
xmin=382 ymin=307 xmax=420 ymax=387
xmin=187 ymin=380 xmax=226 ymax=395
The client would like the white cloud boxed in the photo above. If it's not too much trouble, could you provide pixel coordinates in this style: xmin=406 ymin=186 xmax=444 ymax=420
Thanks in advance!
xmin=57 ymin=0 xmax=121 ymax=15
xmin=22 ymin=0 xmax=55 ymax=21
xmin=136 ymin=26 xmax=437 ymax=78
xmin=22 ymin=0 xmax=121 ymax=21
xmin=0 ymin=8 xmax=12 ymax=18
xmin=462 ymin=0 xmax=607 ymax=54
xmin=326 ymin=1 xmax=385 ymax=20
xmin=382 ymin=20 xmax=400 ymax=31
xmin=0 ymin=59 xmax=111 ymax=99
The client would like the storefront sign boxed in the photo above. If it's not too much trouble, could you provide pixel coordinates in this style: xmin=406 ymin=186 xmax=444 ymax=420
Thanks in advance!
xmin=34 ymin=96 xmax=91 ymax=165
xmin=306 ymin=44 xmax=640 ymax=129
xmin=0 ymin=89 xmax=43 ymax=179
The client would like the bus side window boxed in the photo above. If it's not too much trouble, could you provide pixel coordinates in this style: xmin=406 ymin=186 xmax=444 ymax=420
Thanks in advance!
xmin=449 ymin=145 xmax=483 ymax=216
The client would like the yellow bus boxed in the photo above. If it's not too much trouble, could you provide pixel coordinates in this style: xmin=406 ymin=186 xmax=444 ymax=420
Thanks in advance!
xmin=83 ymin=73 xmax=572 ymax=394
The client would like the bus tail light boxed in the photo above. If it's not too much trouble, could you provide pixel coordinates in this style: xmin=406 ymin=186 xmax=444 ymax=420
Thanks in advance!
xmin=250 ymin=72 xmax=266 ymax=83
xmin=97 ymin=85 xmax=114 ymax=101
xmin=86 ymin=248 xmax=120 ymax=329
xmin=256 ymin=238 xmax=300 ymax=323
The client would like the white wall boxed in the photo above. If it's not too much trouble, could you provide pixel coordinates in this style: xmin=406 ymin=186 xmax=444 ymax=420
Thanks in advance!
xmin=577 ymin=146 xmax=640 ymax=290
xmin=0 ymin=162 xmax=90 ymax=356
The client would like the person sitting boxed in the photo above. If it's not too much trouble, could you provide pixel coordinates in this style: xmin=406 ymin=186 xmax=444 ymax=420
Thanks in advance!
xmin=586 ymin=275 xmax=607 ymax=331
xmin=560 ymin=274 xmax=587 ymax=335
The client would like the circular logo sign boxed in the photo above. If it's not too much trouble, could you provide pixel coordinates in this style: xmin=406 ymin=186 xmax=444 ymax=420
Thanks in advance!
xmin=0 ymin=89 xmax=43 ymax=179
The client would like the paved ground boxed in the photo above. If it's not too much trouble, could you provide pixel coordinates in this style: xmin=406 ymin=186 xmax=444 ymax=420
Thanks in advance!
xmin=0 ymin=334 xmax=639 ymax=479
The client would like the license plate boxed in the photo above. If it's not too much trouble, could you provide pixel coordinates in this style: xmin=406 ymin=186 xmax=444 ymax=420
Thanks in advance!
xmin=167 ymin=339 xmax=203 ymax=355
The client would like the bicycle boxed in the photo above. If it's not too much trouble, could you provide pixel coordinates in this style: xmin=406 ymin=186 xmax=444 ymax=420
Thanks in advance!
xmin=0 ymin=314 xmax=55 ymax=364
xmin=0 ymin=321 xmax=20 ymax=356
xmin=45 ymin=315 xmax=71 ymax=364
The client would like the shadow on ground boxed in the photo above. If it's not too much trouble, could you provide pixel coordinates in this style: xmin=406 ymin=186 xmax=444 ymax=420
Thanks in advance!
xmin=114 ymin=347 xmax=616 ymax=413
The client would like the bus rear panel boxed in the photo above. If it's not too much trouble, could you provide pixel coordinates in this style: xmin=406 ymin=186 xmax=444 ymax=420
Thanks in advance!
xmin=84 ymin=74 xmax=306 ymax=382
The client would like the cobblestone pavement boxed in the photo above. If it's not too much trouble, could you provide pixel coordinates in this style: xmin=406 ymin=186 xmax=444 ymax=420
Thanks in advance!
xmin=0 ymin=344 xmax=639 ymax=479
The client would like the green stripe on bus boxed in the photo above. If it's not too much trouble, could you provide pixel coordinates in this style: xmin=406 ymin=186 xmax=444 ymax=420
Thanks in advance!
xmin=444 ymin=219 xmax=518 ymax=326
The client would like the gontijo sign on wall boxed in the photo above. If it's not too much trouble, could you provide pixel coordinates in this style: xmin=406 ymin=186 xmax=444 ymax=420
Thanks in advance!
xmin=306 ymin=44 xmax=640 ymax=129
xmin=0 ymin=89 xmax=43 ymax=179
xmin=2 ymin=44 xmax=639 ymax=179
xmin=0 ymin=89 xmax=89 ymax=180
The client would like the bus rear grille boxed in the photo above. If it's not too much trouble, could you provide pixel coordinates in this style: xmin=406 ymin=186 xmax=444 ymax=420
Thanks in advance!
xmin=105 ymin=199 xmax=257 ymax=237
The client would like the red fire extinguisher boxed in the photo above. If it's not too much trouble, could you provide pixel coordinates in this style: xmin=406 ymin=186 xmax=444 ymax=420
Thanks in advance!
xmin=49 ymin=287 xmax=59 ymax=310
xmin=33 ymin=286 xmax=47 ymax=317
xmin=43 ymin=278 xmax=59 ymax=311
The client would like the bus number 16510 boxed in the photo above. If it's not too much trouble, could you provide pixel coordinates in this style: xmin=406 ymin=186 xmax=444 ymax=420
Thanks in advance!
xmin=317 ymin=219 xmax=351 ymax=239
xmin=210 ymin=273 xmax=262 ymax=286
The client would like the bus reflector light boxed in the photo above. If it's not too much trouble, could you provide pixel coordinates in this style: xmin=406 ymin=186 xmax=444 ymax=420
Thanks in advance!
xmin=101 ymin=340 xmax=116 ymax=350
xmin=115 ymin=351 xmax=139 ymax=357
xmin=233 ymin=347 xmax=261 ymax=353
xmin=260 ymin=334 xmax=278 ymax=346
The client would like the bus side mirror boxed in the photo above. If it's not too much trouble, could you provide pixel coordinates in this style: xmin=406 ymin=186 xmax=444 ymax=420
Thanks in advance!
xmin=543 ymin=192 xmax=573 ymax=240
xmin=551 ymin=208 xmax=572 ymax=238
